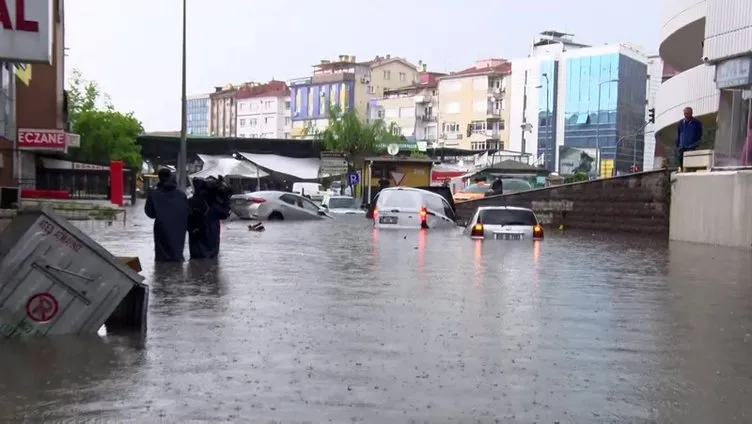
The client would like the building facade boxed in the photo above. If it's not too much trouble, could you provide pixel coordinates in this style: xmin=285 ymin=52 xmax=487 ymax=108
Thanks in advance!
xmin=187 ymin=93 xmax=210 ymax=136
xmin=209 ymin=84 xmax=238 ymax=137
xmin=643 ymin=55 xmax=663 ymax=170
xmin=289 ymin=54 xmax=421 ymax=137
xmin=509 ymin=32 xmax=648 ymax=174
xmin=436 ymin=59 xmax=511 ymax=151
xmin=236 ymin=80 xmax=291 ymax=139
xmin=369 ymin=72 xmax=443 ymax=146
xmin=656 ymin=0 xmax=752 ymax=166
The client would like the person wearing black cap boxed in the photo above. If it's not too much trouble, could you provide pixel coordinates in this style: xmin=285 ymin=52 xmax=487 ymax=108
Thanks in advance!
xmin=144 ymin=168 xmax=190 ymax=262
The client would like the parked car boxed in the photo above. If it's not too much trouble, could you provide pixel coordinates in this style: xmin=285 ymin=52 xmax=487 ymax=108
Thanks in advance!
xmin=322 ymin=195 xmax=364 ymax=215
xmin=463 ymin=206 xmax=544 ymax=241
xmin=453 ymin=182 xmax=490 ymax=202
xmin=368 ymin=187 xmax=459 ymax=230
xmin=230 ymin=191 xmax=332 ymax=221
xmin=292 ymin=182 xmax=326 ymax=202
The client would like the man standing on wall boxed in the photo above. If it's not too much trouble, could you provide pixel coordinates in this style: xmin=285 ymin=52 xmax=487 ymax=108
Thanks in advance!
xmin=676 ymin=107 xmax=703 ymax=170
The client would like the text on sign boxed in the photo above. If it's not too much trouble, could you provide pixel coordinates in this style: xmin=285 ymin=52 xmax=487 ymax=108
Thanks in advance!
xmin=37 ymin=218 xmax=82 ymax=252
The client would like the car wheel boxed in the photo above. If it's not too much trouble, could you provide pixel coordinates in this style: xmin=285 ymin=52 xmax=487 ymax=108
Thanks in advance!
xmin=268 ymin=211 xmax=284 ymax=221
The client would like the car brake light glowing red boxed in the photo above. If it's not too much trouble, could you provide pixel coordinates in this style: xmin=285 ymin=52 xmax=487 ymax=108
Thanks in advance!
xmin=248 ymin=197 xmax=265 ymax=203
xmin=471 ymin=223 xmax=484 ymax=238
xmin=419 ymin=207 xmax=427 ymax=222
xmin=533 ymin=225 xmax=544 ymax=239
xmin=372 ymin=206 xmax=379 ymax=219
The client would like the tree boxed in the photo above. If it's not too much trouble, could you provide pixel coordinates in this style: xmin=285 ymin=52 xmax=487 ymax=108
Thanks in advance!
xmin=67 ymin=69 xmax=144 ymax=168
xmin=314 ymin=105 xmax=404 ymax=167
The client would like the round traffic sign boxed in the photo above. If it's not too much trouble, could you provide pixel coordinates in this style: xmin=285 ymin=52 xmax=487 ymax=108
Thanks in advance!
xmin=26 ymin=293 xmax=59 ymax=323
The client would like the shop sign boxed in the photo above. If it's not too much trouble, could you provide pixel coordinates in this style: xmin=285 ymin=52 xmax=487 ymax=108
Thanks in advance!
xmin=17 ymin=128 xmax=66 ymax=152
xmin=715 ymin=56 xmax=752 ymax=89
xmin=0 ymin=0 xmax=53 ymax=63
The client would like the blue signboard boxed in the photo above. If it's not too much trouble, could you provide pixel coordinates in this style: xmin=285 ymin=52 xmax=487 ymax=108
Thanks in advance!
xmin=348 ymin=171 xmax=360 ymax=186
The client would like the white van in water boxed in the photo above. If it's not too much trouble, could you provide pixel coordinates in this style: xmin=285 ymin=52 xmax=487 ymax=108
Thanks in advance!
xmin=371 ymin=187 xmax=458 ymax=230
xmin=292 ymin=182 xmax=326 ymax=202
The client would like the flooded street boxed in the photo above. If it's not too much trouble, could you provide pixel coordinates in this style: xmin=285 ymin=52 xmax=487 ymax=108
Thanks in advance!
xmin=1 ymin=207 xmax=752 ymax=423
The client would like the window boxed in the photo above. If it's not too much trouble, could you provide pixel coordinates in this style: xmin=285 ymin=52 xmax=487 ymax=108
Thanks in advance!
xmin=443 ymin=102 xmax=460 ymax=114
xmin=279 ymin=194 xmax=298 ymax=205
xmin=399 ymin=72 xmax=406 ymax=82
xmin=264 ymin=117 xmax=270 ymax=124
xmin=463 ymin=184 xmax=491 ymax=193
xmin=443 ymin=122 xmax=460 ymax=133
xmin=284 ymin=132 xmax=290 ymax=139
xmin=284 ymin=100 xmax=291 ymax=110
xmin=284 ymin=117 xmax=291 ymax=125
xmin=440 ymin=80 xmax=461 ymax=92
xmin=264 ymin=100 xmax=273 ymax=110
xmin=239 ymin=103 xmax=246 ymax=111
xmin=383 ymin=70 xmax=391 ymax=80
xmin=470 ymin=120 xmax=486 ymax=134
xmin=368 ymin=85 xmax=375 ymax=94
xmin=378 ymin=191 xmax=420 ymax=208
xmin=478 ymin=208 xmax=537 ymax=226
xmin=299 ymin=196 xmax=321 ymax=213
xmin=250 ymin=118 xmax=257 ymax=126
xmin=251 ymin=103 xmax=259 ymax=111
xmin=240 ymin=118 xmax=246 ymax=126
xmin=471 ymin=142 xmax=487 ymax=151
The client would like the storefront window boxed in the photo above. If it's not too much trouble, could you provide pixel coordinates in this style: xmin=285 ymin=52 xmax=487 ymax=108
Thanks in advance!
xmin=714 ymin=90 xmax=751 ymax=166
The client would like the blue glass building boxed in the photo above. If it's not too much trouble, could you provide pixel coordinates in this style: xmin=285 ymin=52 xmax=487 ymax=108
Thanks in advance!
xmin=538 ymin=51 xmax=647 ymax=174
xmin=187 ymin=95 xmax=210 ymax=136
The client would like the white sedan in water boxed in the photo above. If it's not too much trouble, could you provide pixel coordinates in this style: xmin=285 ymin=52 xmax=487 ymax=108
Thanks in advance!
xmin=230 ymin=191 xmax=332 ymax=221
xmin=464 ymin=206 xmax=544 ymax=241
xmin=321 ymin=195 xmax=364 ymax=215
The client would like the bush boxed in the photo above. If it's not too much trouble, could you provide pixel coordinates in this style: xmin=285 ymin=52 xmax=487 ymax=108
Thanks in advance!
xmin=564 ymin=172 xmax=589 ymax=183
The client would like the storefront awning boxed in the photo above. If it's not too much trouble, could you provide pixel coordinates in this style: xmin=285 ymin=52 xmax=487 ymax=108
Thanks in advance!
xmin=237 ymin=152 xmax=321 ymax=180
xmin=191 ymin=155 xmax=268 ymax=179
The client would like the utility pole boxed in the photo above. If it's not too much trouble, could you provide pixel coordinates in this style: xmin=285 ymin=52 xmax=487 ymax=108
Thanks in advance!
xmin=521 ymin=71 xmax=528 ymax=154
xmin=177 ymin=0 xmax=188 ymax=191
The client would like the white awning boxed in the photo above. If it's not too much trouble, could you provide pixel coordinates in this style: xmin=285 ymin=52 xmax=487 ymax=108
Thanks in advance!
xmin=191 ymin=155 xmax=268 ymax=179
xmin=237 ymin=152 xmax=321 ymax=180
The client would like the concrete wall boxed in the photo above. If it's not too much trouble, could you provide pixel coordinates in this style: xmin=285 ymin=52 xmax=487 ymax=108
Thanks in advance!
xmin=670 ymin=170 xmax=752 ymax=249
xmin=455 ymin=169 xmax=671 ymax=234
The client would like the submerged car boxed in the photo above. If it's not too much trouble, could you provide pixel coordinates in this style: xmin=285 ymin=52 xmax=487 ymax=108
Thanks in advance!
xmin=322 ymin=195 xmax=364 ymax=215
xmin=368 ymin=187 xmax=459 ymax=230
xmin=464 ymin=206 xmax=544 ymax=241
xmin=230 ymin=191 xmax=332 ymax=221
xmin=453 ymin=182 xmax=490 ymax=202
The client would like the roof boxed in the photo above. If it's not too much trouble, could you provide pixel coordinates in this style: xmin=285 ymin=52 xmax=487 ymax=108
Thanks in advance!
xmin=477 ymin=205 xmax=533 ymax=211
xmin=236 ymin=80 xmax=290 ymax=99
xmin=439 ymin=61 xmax=511 ymax=80
xmin=363 ymin=156 xmax=436 ymax=163
xmin=383 ymin=72 xmax=445 ymax=94
xmin=487 ymin=159 xmax=541 ymax=171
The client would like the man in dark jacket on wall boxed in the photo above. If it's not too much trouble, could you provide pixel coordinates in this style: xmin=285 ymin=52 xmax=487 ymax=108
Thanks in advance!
xmin=676 ymin=107 xmax=703 ymax=169
xmin=188 ymin=177 xmax=232 ymax=259
xmin=144 ymin=168 xmax=190 ymax=262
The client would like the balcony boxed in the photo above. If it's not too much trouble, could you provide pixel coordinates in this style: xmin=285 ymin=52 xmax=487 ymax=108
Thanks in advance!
xmin=419 ymin=115 xmax=437 ymax=123
xmin=486 ymin=108 xmax=503 ymax=120
xmin=487 ymin=86 xmax=505 ymax=98
xmin=414 ymin=95 xmax=432 ymax=104
xmin=485 ymin=129 xmax=502 ymax=139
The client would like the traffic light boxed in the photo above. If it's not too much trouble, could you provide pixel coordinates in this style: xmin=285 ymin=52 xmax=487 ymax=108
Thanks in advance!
xmin=648 ymin=108 xmax=655 ymax=123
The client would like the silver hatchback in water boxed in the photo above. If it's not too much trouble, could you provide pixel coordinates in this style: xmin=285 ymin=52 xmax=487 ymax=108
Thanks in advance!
xmin=230 ymin=191 xmax=332 ymax=221
xmin=463 ymin=206 xmax=544 ymax=241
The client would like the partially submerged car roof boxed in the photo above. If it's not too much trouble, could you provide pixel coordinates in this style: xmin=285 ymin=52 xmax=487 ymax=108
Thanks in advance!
xmin=414 ymin=186 xmax=456 ymax=213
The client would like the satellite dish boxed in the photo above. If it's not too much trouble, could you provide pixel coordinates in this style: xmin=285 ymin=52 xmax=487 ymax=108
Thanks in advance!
xmin=387 ymin=144 xmax=399 ymax=156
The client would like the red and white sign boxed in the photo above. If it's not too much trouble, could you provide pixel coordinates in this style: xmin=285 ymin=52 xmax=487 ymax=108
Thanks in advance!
xmin=18 ymin=128 xmax=66 ymax=151
xmin=0 ymin=0 xmax=53 ymax=63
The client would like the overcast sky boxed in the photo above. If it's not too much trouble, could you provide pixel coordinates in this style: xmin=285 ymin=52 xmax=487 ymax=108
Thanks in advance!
xmin=63 ymin=0 xmax=661 ymax=131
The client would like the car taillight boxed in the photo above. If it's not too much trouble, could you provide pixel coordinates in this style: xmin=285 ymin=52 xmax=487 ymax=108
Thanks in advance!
xmin=249 ymin=197 xmax=265 ymax=203
xmin=419 ymin=207 xmax=428 ymax=228
xmin=471 ymin=223 xmax=484 ymax=238
xmin=533 ymin=225 xmax=544 ymax=239
xmin=372 ymin=206 xmax=379 ymax=219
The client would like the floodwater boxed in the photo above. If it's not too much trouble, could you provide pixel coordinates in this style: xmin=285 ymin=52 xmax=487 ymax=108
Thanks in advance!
xmin=1 ymin=208 xmax=752 ymax=423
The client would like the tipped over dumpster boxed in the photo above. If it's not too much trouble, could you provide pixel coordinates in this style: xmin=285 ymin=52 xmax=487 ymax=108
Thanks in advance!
xmin=0 ymin=208 xmax=148 ymax=339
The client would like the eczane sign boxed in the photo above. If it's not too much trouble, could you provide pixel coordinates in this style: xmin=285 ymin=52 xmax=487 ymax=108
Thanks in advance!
xmin=18 ymin=128 xmax=66 ymax=152
xmin=0 ymin=0 xmax=53 ymax=63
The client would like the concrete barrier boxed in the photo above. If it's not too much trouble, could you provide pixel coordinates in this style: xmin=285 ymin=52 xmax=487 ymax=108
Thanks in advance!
xmin=670 ymin=170 xmax=752 ymax=249
xmin=455 ymin=169 xmax=671 ymax=235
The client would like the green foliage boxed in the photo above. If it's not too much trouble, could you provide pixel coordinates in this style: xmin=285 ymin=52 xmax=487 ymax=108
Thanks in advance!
xmin=312 ymin=105 xmax=404 ymax=163
xmin=564 ymin=172 xmax=589 ymax=183
xmin=67 ymin=69 xmax=144 ymax=168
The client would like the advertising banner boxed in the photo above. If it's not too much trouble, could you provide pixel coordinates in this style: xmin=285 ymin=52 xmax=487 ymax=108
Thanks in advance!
xmin=558 ymin=146 xmax=597 ymax=176
xmin=0 ymin=0 xmax=53 ymax=63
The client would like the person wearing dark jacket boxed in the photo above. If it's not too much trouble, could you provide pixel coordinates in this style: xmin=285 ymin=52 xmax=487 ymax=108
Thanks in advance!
xmin=144 ymin=168 xmax=190 ymax=262
xmin=188 ymin=177 xmax=232 ymax=259
xmin=676 ymin=107 xmax=703 ymax=168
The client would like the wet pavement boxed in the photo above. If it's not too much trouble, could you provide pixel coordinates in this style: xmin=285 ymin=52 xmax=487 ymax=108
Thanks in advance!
xmin=1 ymin=207 xmax=752 ymax=422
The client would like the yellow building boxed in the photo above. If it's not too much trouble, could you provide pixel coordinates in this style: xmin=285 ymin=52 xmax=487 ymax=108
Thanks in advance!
xmin=437 ymin=59 xmax=512 ymax=151
xmin=289 ymin=54 xmax=422 ymax=138
xmin=369 ymin=72 xmax=444 ymax=146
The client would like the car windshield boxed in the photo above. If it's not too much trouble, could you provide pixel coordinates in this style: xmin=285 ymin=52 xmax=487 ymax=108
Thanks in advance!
xmin=479 ymin=209 xmax=538 ymax=226
xmin=462 ymin=184 xmax=490 ymax=193
xmin=328 ymin=197 xmax=360 ymax=209
xmin=503 ymin=179 xmax=533 ymax=191
xmin=378 ymin=190 xmax=419 ymax=208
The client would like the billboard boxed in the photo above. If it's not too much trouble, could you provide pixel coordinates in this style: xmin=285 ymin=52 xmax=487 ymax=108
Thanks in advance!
xmin=559 ymin=146 xmax=597 ymax=176
xmin=0 ymin=0 xmax=53 ymax=63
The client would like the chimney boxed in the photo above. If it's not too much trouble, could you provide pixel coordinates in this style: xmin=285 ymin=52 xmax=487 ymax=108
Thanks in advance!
xmin=386 ymin=54 xmax=391 ymax=59
xmin=422 ymin=64 xmax=427 ymax=72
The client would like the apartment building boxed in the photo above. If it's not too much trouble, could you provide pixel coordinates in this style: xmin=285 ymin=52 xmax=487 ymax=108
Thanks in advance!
xmin=509 ymin=31 xmax=648 ymax=174
xmin=236 ymin=80 xmax=292 ymax=139
xmin=209 ymin=84 xmax=239 ymax=137
xmin=437 ymin=59 xmax=511 ymax=151
xmin=187 ymin=93 xmax=211 ymax=136
xmin=370 ymin=72 xmax=444 ymax=146
xmin=289 ymin=54 xmax=421 ymax=137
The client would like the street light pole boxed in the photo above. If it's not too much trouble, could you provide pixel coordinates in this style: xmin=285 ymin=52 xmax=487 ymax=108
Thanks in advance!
xmin=542 ymin=73 xmax=551 ymax=170
xmin=177 ymin=0 xmax=188 ymax=191
xmin=595 ymin=78 xmax=619 ymax=177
